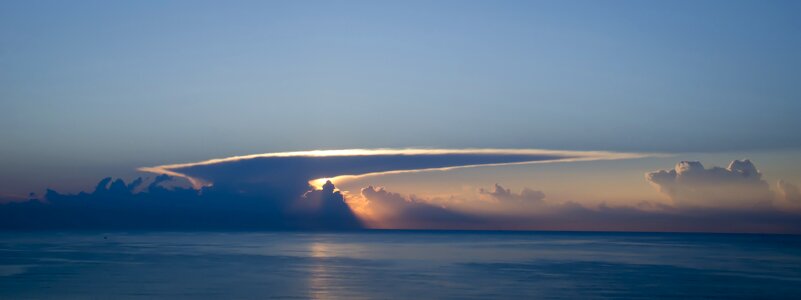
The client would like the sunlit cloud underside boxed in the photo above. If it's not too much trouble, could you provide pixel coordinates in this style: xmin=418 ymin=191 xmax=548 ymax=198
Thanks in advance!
xmin=138 ymin=148 xmax=652 ymax=189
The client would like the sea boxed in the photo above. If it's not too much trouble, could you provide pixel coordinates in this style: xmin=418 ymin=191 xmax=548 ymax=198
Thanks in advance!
xmin=1 ymin=231 xmax=800 ymax=299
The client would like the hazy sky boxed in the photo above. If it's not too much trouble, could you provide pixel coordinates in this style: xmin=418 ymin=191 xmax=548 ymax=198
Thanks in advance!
xmin=2 ymin=0 xmax=801 ymax=201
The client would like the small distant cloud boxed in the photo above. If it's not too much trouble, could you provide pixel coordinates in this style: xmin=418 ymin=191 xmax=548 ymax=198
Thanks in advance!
xmin=479 ymin=184 xmax=545 ymax=203
xmin=0 ymin=193 xmax=37 ymax=204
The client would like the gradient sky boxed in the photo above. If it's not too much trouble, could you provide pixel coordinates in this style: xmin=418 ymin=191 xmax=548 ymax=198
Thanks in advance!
xmin=2 ymin=0 xmax=801 ymax=229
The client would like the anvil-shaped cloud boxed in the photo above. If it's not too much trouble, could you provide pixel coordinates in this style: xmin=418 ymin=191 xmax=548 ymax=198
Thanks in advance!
xmin=138 ymin=148 xmax=645 ymax=194
xmin=0 ymin=148 xmax=648 ymax=230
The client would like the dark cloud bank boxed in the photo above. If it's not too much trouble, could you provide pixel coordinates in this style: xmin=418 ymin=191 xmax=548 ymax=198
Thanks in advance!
xmin=0 ymin=175 xmax=359 ymax=230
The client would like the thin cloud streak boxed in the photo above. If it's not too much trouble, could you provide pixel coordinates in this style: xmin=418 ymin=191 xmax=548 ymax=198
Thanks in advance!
xmin=322 ymin=151 xmax=654 ymax=188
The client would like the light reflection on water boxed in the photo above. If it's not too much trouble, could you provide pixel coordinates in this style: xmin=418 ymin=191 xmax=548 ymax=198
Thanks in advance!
xmin=1 ymin=231 xmax=800 ymax=299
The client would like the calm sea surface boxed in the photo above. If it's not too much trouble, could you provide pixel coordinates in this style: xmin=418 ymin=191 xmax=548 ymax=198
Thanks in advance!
xmin=1 ymin=231 xmax=800 ymax=299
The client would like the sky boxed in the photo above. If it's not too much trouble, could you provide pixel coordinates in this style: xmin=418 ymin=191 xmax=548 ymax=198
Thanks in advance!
xmin=2 ymin=1 xmax=801 ymax=232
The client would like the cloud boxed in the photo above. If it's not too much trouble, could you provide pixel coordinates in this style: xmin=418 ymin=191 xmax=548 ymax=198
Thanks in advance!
xmin=528 ymin=202 xmax=801 ymax=234
xmin=2 ymin=148 xmax=644 ymax=230
xmin=355 ymin=186 xmax=479 ymax=229
xmin=139 ymin=148 xmax=645 ymax=193
xmin=0 ymin=176 xmax=361 ymax=230
xmin=350 ymin=184 xmax=801 ymax=233
xmin=0 ymin=193 xmax=36 ymax=204
xmin=777 ymin=180 xmax=801 ymax=203
xmin=292 ymin=180 xmax=362 ymax=228
xmin=6 ymin=149 xmax=800 ymax=233
xmin=645 ymin=160 xmax=772 ymax=208
xmin=3 ymin=173 xmax=801 ymax=233
xmin=480 ymin=184 xmax=545 ymax=203
xmin=351 ymin=183 xmax=550 ymax=228
xmin=346 ymin=175 xmax=801 ymax=233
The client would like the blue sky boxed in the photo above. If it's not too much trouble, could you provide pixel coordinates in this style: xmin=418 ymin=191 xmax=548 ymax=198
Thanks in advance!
xmin=2 ymin=0 xmax=801 ymax=202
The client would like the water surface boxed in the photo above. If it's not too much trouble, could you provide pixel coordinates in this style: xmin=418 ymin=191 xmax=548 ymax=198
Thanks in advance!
xmin=1 ymin=231 xmax=800 ymax=299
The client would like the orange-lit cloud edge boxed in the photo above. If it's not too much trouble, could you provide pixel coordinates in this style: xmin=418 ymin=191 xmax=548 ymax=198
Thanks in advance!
xmin=137 ymin=148 xmax=660 ymax=189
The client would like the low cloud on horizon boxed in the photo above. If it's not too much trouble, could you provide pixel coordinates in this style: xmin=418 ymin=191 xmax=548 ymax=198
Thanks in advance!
xmin=645 ymin=159 xmax=799 ymax=209
xmin=351 ymin=180 xmax=801 ymax=233
xmin=2 ymin=149 xmax=801 ymax=233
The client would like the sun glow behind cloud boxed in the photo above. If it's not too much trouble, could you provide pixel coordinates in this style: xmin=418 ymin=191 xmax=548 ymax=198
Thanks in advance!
xmin=310 ymin=178 xmax=335 ymax=190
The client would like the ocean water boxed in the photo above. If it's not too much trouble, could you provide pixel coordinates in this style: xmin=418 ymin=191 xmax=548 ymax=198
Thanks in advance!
xmin=1 ymin=231 xmax=800 ymax=299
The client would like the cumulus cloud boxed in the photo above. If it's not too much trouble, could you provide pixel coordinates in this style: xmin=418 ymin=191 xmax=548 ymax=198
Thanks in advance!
xmin=480 ymin=184 xmax=545 ymax=203
xmin=0 ymin=176 xmax=361 ymax=230
xmin=293 ymin=180 xmax=362 ymax=228
xmin=645 ymin=160 xmax=772 ymax=208
xmin=351 ymin=184 xmax=801 ymax=233
xmin=777 ymin=180 xmax=801 ymax=203
xmin=354 ymin=184 xmax=548 ymax=229
xmin=356 ymin=186 xmax=479 ymax=229
xmin=349 ymin=184 xmax=545 ymax=229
